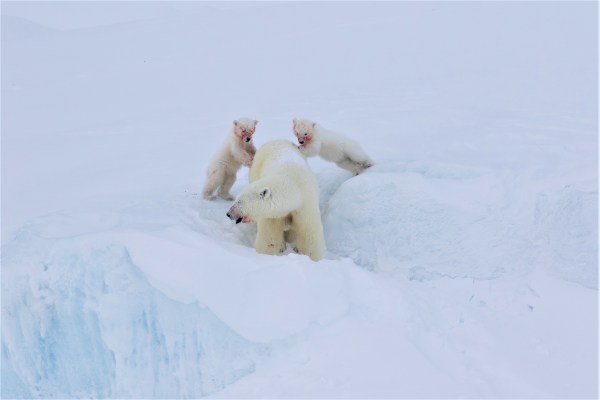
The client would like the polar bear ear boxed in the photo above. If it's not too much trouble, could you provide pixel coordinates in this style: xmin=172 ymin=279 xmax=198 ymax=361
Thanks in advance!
xmin=311 ymin=122 xmax=316 ymax=128
xmin=292 ymin=118 xmax=297 ymax=124
xmin=259 ymin=188 xmax=270 ymax=199
xmin=233 ymin=120 xmax=238 ymax=126
xmin=253 ymin=120 xmax=258 ymax=126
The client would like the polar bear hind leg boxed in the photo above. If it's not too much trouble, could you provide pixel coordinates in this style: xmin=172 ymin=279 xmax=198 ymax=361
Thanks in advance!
xmin=203 ymin=168 xmax=226 ymax=200
xmin=218 ymin=172 xmax=236 ymax=200
xmin=344 ymin=144 xmax=373 ymax=175
xmin=291 ymin=212 xmax=325 ymax=261
xmin=336 ymin=157 xmax=364 ymax=175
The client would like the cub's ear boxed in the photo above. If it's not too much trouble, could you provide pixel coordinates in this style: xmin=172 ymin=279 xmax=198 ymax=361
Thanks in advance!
xmin=253 ymin=119 xmax=258 ymax=126
xmin=292 ymin=118 xmax=297 ymax=125
xmin=233 ymin=120 xmax=238 ymax=126
xmin=259 ymin=188 xmax=270 ymax=199
xmin=312 ymin=122 xmax=316 ymax=128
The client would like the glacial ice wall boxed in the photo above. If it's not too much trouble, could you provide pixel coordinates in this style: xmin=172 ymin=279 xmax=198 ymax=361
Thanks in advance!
xmin=1 ymin=233 xmax=263 ymax=398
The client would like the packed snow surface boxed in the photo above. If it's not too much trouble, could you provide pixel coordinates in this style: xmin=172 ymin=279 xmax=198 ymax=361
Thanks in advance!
xmin=2 ymin=2 xmax=598 ymax=398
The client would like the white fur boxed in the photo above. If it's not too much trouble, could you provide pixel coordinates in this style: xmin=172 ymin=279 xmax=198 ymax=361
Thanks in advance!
xmin=203 ymin=118 xmax=258 ymax=200
xmin=293 ymin=118 xmax=373 ymax=175
xmin=227 ymin=140 xmax=325 ymax=261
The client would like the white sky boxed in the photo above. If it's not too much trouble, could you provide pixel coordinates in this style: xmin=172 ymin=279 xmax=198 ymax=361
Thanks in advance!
xmin=1 ymin=1 xmax=279 ymax=30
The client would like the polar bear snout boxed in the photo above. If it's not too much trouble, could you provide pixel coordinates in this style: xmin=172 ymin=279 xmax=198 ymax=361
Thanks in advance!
xmin=227 ymin=204 xmax=253 ymax=224
xmin=295 ymin=133 xmax=311 ymax=146
xmin=225 ymin=211 xmax=243 ymax=224
xmin=244 ymin=136 xmax=251 ymax=142
xmin=226 ymin=208 xmax=242 ymax=224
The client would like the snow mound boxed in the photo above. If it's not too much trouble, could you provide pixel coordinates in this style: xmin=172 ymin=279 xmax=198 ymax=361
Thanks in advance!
xmin=324 ymin=162 xmax=531 ymax=278
xmin=535 ymin=188 xmax=598 ymax=289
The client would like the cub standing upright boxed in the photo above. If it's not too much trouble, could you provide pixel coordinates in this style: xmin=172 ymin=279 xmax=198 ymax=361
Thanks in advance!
xmin=203 ymin=118 xmax=258 ymax=200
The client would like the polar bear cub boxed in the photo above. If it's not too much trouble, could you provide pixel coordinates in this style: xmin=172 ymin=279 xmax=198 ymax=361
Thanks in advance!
xmin=203 ymin=118 xmax=258 ymax=200
xmin=293 ymin=118 xmax=373 ymax=175
xmin=226 ymin=140 xmax=325 ymax=261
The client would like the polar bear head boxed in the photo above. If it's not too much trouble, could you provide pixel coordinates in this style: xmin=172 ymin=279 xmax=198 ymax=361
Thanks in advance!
xmin=226 ymin=176 xmax=303 ymax=224
xmin=233 ymin=118 xmax=258 ymax=143
xmin=292 ymin=118 xmax=317 ymax=146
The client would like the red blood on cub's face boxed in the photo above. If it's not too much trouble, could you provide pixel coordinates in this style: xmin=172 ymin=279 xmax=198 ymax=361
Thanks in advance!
xmin=235 ymin=124 xmax=255 ymax=141
xmin=297 ymin=134 xmax=311 ymax=146
xmin=236 ymin=131 xmax=253 ymax=143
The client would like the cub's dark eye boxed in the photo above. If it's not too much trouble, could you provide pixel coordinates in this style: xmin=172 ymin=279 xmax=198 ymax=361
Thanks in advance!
xmin=304 ymin=133 xmax=308 ymax=136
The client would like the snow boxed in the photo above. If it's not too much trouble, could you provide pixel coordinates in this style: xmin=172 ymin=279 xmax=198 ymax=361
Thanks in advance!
xmin=1 ymin=1 xmax=598 ymax=398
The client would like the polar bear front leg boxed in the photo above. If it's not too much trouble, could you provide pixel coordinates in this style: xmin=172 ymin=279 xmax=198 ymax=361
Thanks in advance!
xmin=292 ymin=213 xmax=325 ymax=261
xmin=255 ymin=217 xmax=286 ymax=255
xmin=284 ymin=229 xmax=297 ymax=250
xmin=283 ymin=214 xmax=297 ymax=248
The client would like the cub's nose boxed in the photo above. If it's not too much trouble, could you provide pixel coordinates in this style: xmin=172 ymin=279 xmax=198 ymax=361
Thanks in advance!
xmin=244 ymin=137 xmax=251 ymax=142
xmin=298 ymin=140 xmax=305 ymax=145
xmin=226 ymin=212 xmax=232 ymax=219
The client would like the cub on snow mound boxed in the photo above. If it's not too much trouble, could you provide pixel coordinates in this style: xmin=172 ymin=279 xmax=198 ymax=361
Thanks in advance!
xmin=226 ymin=140 xmax=325 ymax=261
xmin=293 ymin=118 xmax=373 ymax=175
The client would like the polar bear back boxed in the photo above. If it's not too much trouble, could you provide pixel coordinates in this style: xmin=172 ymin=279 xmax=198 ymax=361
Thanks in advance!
xmin=249 ymin=140 xmax=309 ymax=183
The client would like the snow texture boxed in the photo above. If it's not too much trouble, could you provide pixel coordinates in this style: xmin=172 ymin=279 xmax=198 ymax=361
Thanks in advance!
xmin=1 ymin=2 xmax=598 ymax=399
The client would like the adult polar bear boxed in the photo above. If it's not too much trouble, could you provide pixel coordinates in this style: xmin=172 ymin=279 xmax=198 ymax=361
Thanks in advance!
xmin=226 ymin=140 xmax=325 ymax=261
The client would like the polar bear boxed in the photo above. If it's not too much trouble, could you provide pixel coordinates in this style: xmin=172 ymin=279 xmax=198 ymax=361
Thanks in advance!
xmin=203 ymin=118 xmax=258 ymax=200
xmin=293 ymin=118 xmax=373 ymax=175
xmin=226 ymin=140 xmax=325 ymax=261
